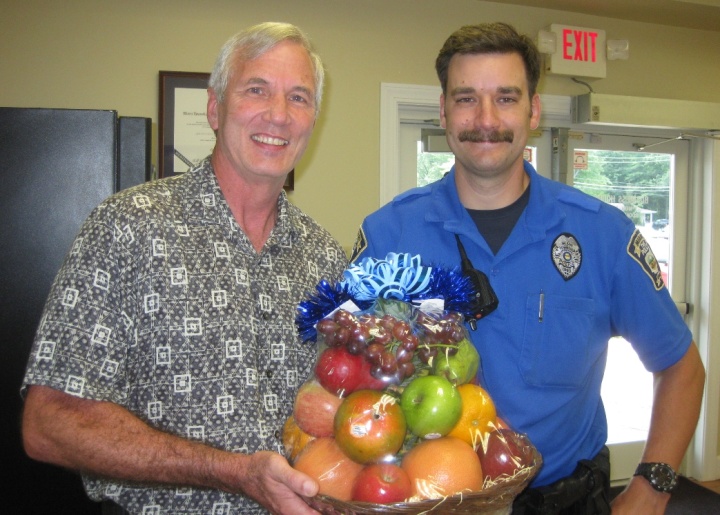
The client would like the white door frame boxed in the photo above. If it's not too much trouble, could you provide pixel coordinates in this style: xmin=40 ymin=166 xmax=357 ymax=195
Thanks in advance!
xmin=379 ymin=82 xmax=720 ymax=481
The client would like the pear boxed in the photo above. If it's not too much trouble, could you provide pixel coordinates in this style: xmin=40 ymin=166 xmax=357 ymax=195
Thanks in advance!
xmin=431 ymin=338 xmax=480 ymax=385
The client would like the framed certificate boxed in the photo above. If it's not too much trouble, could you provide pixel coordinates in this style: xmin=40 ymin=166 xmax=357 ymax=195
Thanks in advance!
xmin=158 ymin=71 xmax=214 ymax=178
xmin=158 ymin=71 xmax=295 ymax=190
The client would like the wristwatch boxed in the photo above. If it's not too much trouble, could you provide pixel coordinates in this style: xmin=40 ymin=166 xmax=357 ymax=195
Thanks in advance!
xmin=634 ymin=462 xmax=678 ymax=493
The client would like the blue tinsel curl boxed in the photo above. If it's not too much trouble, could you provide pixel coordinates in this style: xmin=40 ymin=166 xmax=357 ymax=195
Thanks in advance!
xmin=295 ymin=253 xmax=479 ymax=343
xmin=295 ymin=280 xmax=353 ymax=343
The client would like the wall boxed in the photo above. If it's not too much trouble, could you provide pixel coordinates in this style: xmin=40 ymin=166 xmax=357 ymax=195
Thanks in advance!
xmin=2 ymin=0 xmax=719 ymax=252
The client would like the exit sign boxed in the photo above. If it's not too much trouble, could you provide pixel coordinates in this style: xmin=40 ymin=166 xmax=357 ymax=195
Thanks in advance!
xmin=544 ymin=24 xmax=607 ymax=78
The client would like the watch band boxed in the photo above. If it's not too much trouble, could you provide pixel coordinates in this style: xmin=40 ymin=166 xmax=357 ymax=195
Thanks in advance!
xmin=634 ymin=462 xmax=678 ymax=493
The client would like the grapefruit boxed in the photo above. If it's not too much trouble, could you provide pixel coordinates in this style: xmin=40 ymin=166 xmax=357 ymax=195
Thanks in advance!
xmin=401 ymin=436 xmax=483 ymax=500
xmin=293 ymin=437 xmax=363 ymax=501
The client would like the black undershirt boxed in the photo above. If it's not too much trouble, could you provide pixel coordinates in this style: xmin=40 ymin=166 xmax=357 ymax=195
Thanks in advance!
xmin=467 ymin=184 xmax=530 ymax=255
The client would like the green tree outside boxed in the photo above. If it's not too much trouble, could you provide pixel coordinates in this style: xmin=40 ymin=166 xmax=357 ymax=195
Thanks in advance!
xmin=574 ymin=150 xmax=671 ymax=225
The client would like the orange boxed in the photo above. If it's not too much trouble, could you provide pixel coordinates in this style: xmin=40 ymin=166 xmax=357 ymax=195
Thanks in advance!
xmin=446 ymin=383 xmax=497 ymax=448
xmin=293 ymin=437 xmax=364 ymax=501
xmin=282 ymin=415 xmax=315 ymax=463
xmin=401 ymin=436 xmax=483 ymax=500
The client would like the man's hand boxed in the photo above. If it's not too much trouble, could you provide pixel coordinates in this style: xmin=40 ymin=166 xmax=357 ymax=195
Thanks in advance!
xmin=225 ymin=450 xmax=319 ymax=515
xmin=610 ymin=475 xmax=670 ymax=514
xmin=611 ymin=342 xmax=704 ymax=515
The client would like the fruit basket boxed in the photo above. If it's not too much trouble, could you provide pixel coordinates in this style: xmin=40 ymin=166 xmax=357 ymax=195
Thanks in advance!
xmin=304 ymin=458 xmax=541 ymax=514
xmin=290 ymin=253 xmax=542 ymax=514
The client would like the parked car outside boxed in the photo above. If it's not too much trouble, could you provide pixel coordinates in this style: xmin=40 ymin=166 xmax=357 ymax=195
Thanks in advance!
xmin=652 ymin=218 xmax=669 ymax=230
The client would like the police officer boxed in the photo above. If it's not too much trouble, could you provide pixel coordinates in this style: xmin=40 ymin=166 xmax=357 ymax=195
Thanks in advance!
xmin=352 ymin=22 xmax=705 ymax=514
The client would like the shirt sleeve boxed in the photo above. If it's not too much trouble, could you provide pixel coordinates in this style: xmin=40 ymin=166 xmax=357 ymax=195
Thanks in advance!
xmin=609 ymin=228 xmax=692 ymax=372
xmin=22 ymin=204 xmax=132 ymax=403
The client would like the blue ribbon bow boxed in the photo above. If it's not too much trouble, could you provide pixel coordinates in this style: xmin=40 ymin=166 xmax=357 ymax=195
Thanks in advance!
xmin=340 ymin=253 xmax=433 ymax=301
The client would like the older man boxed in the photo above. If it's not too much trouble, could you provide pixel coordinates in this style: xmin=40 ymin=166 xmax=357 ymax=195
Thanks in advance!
xmin=21 ymin=22 xmax=345 ymax=514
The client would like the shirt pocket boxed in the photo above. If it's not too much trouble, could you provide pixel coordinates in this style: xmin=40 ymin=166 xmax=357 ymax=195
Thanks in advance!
xmin=519 ymin=293 xmax=596 ymax=388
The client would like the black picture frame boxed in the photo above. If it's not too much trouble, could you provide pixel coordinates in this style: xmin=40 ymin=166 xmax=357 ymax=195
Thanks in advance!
xmin=158 ymin=71 xmax=212 ymax=178
xmin=158 ymin=70 xmax=295 ymax=190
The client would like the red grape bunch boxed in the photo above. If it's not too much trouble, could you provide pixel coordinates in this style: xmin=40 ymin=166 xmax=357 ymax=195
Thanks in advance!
xmin=316 ymin=308 xmax=467 ymax=387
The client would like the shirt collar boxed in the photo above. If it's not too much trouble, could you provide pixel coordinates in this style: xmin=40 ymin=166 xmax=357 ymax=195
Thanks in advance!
xmin=427 ymin=162 xmax=565 ymax=242
xmin=179 ymin=158 xmax=298 ymax=246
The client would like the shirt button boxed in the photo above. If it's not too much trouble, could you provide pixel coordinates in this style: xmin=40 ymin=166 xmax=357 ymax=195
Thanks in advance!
xmin=262 ymin=312 xmax=271 ymax=321
xmin=266 ymin=369 xmax=273 ymax=378
xmin=274 ymin=429 xmax=281 ymax=439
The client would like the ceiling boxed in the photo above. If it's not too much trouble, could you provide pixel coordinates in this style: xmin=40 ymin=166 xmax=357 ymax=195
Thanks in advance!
xmin=487 ymin=0 xmax=720 ymax=32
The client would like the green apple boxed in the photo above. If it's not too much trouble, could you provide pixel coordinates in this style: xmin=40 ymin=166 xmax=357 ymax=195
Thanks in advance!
xmin=432 ymin=338 xmax=480 ymax=385
xmin=400 ymin=375 xmax=462 ymax=439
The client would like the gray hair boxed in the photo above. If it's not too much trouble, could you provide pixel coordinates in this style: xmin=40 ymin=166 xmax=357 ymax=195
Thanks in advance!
xmin=209 ymin=22 xmax=325 ymax=114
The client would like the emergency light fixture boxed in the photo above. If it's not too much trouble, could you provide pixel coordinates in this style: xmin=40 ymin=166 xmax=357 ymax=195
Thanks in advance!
xmin=537 ymin=24 xmax=629 ymax=79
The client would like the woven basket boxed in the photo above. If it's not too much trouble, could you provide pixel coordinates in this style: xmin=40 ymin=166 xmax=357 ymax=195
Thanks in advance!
xmin=302 ymin=447 xmax=542 ymax=514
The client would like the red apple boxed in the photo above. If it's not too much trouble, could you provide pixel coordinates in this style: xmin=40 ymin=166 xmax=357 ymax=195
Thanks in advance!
xmin=293 ymin=379 xmax=343 ymax=437
xmin=334 ymin=390 xmax=407 ymax=464
xmin=494 ymin=416 xmax=510 ymax=430
xmin=315 ymin=346 xmax=364 ymax=396
xmin=477 ymin=428 xmax=535 ymax=481
xmin=352 ymin=463 xmax=412 ymax=504
xmin=357 ymin=357 xmax=387 ymax=390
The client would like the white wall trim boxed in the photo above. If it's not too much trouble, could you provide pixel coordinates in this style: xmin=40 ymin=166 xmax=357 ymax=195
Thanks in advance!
xmin=380 ymin=83 xmax=441 ymax=206
xmin=686 ymin=137 xmax=720 ymax=481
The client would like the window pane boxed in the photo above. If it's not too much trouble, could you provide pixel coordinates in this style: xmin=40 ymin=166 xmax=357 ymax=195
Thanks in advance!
xmin=573 ymin=149 xmax=671 ymax=285
xmin=417 ymin=143 xmax=453 ymax=187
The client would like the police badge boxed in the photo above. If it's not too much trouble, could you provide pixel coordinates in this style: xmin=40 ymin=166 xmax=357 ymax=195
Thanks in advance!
xmin=551 ymin=233 xmax=582 ymax=280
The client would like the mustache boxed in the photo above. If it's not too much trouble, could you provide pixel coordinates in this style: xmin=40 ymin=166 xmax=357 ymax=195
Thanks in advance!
xmin=458 ymin=129 xmax=514 ymax=143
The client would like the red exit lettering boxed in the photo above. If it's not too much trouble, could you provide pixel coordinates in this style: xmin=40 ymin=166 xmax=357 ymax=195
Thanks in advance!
xmin=562 ymin=29 xmax=598 ymax=62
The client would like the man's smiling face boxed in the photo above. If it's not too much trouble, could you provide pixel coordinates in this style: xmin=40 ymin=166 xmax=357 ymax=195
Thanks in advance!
xmin=440 ymin=51 xmax=540 ymax=182
xmin=207 ymin=40 xmax=317 ymax=185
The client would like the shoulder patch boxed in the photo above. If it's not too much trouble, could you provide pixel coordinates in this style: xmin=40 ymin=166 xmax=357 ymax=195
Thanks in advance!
xmin=627 ymin=229 xmax=664 ymax=291
xmin=350 ymin=227 xmax=367 ymax=263
xmin=393 ymin=184 xmax=433 ymax=204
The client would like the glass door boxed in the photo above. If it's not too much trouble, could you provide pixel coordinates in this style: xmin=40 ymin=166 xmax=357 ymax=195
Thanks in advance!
xmin=564 ymin=133 xmax=689 ymax=483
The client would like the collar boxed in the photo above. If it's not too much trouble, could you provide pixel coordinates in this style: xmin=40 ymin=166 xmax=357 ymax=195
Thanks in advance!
xmin=426 ymin=163 xmax=565 ymax=250
xmin=178 ymin=159 xmax=298 ymax=247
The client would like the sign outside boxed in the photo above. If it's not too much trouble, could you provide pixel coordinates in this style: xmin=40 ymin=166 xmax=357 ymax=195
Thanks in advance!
xmin=544 ymin=24 xmax=607 ymax=78
xmin=524 ymin=147 xmax=533 ymax=163
xmin=573 ymin=150 xmax=589 ymax=170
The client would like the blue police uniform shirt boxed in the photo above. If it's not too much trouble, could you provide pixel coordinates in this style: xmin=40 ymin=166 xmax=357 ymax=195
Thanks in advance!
xmin=352 ymin=162 xmax=692 ymax=487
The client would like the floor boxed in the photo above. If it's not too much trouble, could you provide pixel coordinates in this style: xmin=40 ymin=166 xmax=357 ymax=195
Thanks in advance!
xmin=695 ymin=478 xmax=720 ymax=494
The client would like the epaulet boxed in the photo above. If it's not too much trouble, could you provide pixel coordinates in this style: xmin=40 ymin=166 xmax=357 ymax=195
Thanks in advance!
xmin=393 ymin=184 xmax=433 ymax=204
xmin=557 ymin=187 xmax=602 ymax=213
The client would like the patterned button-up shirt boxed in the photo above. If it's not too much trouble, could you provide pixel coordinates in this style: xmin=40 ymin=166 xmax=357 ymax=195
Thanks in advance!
xmin=22 ymin=159 xmax=347 ymax=514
